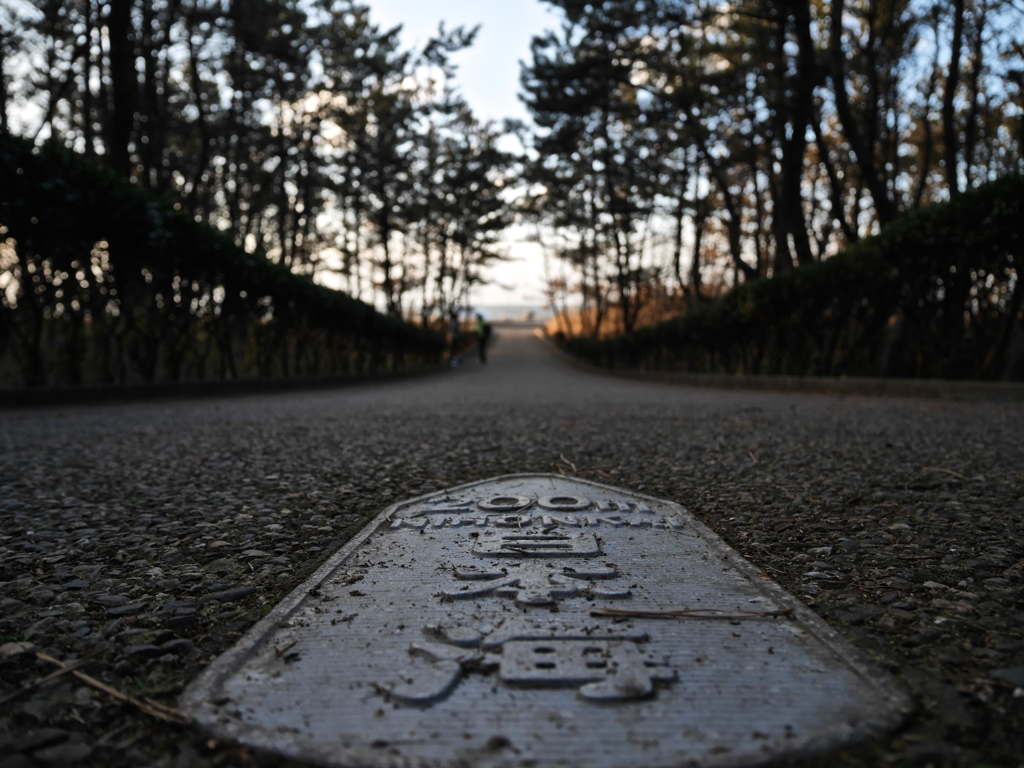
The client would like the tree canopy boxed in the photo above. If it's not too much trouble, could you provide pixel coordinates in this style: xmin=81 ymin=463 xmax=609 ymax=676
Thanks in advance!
xmin=1 ymin=0 xmax=514 ymax=322
xmin=1 ymin=0 xmax=1022 ymax=380
xmin=519 ymin=0 xmax=1024 ymax=330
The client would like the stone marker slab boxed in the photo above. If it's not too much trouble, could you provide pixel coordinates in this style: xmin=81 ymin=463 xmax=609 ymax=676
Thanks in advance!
xmin=181 ymin=474 xmax=911 ymax=767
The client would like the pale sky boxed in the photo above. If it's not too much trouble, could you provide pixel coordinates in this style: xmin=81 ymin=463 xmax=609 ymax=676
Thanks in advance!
xmin=363 ymin=0 xmax=560 ymax=308
xmin=364 ymin=0 xmax=557 ymax=125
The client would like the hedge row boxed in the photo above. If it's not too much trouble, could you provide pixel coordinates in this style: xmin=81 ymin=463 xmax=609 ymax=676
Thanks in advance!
xmin=561 ymin=176 xmax=1024 ymax=381
xmin=0 ymin=134 xmax=444 ymax=388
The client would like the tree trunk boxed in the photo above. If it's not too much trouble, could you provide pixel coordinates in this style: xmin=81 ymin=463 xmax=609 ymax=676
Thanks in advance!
xmin=186 ymin=14 xmax=211 ymax=210
xmin=378 ymin=212 xmax=398 ymax=316
xmin=0 ymin=32 xmax=8 ymax=134
xmin=139 ymin=0 xmax=176 ymax=192
xmin=913 ymin=21 xmax=942 ymax=208
xmin=708 ymin=159 xmax=757 ymax=282
xmin=689 ymin=194 xmax=706 ymax=301
xmin=828 ymin=0 xmax=899 ymax=225
xmin=780 ymin=0 xmax=817 ymax=267
xmin=672 ymin=190 xmax=686 ymax=293
xmin=961 ymin=3 xmax=987 ymax=190
xmin=811 ymin=114 xmax=858 ymax=243
xmin=82 ymin=1 xmax=95 ymax=156
xmin=106 ymin=0 xmax=137 ymax=178
xmin=942 ymin=0 xmax=966 ymax=195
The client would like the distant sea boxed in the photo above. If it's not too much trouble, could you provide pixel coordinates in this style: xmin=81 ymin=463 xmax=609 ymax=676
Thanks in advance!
xmin=473 ymin=304 xmax=553 ymax=323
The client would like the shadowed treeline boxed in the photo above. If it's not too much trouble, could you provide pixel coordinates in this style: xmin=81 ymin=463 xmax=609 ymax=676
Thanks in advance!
xmin=2 ymin=1 xmax=1022 ymax=389
xmin=0 ymin=1 xmax=510 ymax=325
xmin=522 ymin=2 xmax=1024 ymax=335
xmin=0 ymin=135 xmax=444 ymax=389
xmin=557 ymin=176 xmax=1024 ymax=381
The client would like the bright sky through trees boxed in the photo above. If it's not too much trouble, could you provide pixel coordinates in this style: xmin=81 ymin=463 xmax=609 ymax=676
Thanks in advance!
xmin=7 ymin=1 xmax=1019 ymax=326
xmin=363 ymin=0 xmax=558 ymax=307
xmin=363 ymin=0 xmax=555 ymax=124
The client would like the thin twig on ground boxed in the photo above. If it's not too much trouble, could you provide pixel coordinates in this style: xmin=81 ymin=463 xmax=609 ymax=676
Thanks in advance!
xmin=558 ymin=453 xmax=577 ymax=472
xmin=36 ymin=652 xmax=192 ymax=725
xmin=921 ymin=466 xmax=968 ymax=480
xmin=0 ymin=651 xmax=101 ymax=706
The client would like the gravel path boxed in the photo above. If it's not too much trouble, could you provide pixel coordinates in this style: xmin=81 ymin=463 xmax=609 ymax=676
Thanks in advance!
xmin=1 ymin=327 xmax=1022 ymax=768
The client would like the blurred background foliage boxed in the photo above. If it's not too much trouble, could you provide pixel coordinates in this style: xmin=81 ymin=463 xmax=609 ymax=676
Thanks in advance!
xmin=0 ymin=134 xmax=444 ymax=387
xmin=556 ymin=175 xmax=1024 ymax=380
xmin=1 ymin=0 xmax=1022 ymax=386
xmin=524 ymin=0 xmax=1024 ymax=342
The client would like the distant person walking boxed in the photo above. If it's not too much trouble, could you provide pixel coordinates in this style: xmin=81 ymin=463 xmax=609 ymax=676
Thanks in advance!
xmin=475 ymin=313 xmax=492 ymax=364
xmin=448 ymin=309 xmax=461 ymax=367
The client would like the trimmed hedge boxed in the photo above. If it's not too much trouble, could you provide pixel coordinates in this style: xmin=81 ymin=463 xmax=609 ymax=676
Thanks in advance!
xmin=562 ymin=176 xmax=1024 ymax=381
xmin=0 ymin=134 xmax=444 ymax=388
